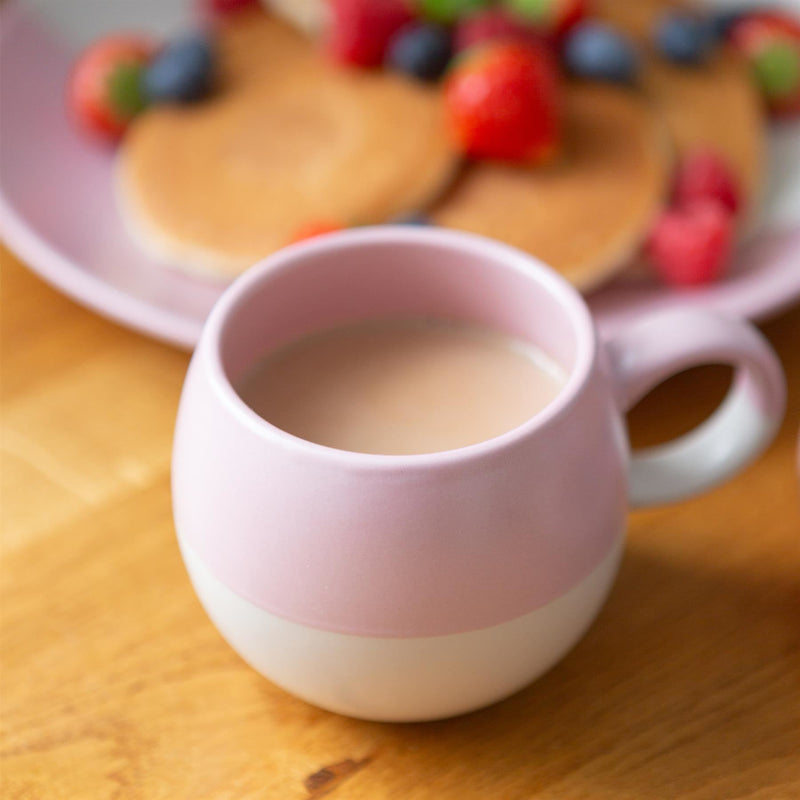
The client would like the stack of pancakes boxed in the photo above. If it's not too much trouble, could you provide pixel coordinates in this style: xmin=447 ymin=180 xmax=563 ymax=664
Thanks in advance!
xmin=117 ymin=0 xmax=764 ymax=292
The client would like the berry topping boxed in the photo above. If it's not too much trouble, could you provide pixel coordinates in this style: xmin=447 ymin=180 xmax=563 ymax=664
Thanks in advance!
xmin=289 ymin=221 xmax=345 ymax=244
xmin=454 ymin=9 xmax=543 ymax=53
xmin=418 ymin=0 xmax=492 ymax=26
xmin=563 ymin=21 xmax=639 ymax=83
xmin=502 ymin=0 xmax=588 ymax=41
xmin=144 ymin=35 xmax=215 ymax=103
xmin=654 ymin=11 xmax=714 ymax=65
xmin=327 ymin=0 xmax=413 ymax=67
xmin=709 ymin=8 xmax=747 ymax=41
xmin=647 ymin=200 xmax=734 ymax=286
xmin=673 ymin=149 xmax=741 ymax=215
xmin=69 ymin=36 xmax=153 ymax=142
xmin=444 ymin=41 xmax=560 ymax=163
xmin=730 ymin=12 xmax=800 ymax=116
xmin=386 ymin=23 xmax=453 ymax=81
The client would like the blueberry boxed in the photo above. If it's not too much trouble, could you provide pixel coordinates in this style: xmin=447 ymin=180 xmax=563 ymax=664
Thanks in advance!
xmin=563 ymin=22 xmax=639 ymax=84
xmin=708 ymin=7 xmax=747 ymax=40
xmin=386 ymin=23 xmax=453 ymax=82
xmin=655 ymin=12 xmax=714 ymax=65
xmin=144 ymin=34 xmax=214 ymax=103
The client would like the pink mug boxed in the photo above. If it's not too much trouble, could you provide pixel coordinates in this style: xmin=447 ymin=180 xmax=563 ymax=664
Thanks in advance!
xmin=172 ymin=228 xmax=785 ymax=722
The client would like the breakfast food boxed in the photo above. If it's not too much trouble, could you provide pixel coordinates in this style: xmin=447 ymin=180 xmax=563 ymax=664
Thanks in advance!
xmin=142 ymin=35 xmax=215 ymax=103
xmin=386 ymin=22 xmax=453 ymax=81
xmin=729 ymin=11 xmax=800 ymax=117
xmin=647 ymin=199 xmax=735 ymax=286
xmin=326 ymin=0 xmax=413 ymax=65
xmin=563 ymin=20 xmax=639 ymax=83
xmin=444 ymin=41 xmax=561 ymax=163
xmin=67 ymin=0 xmax=791 ymax=289
xmin=431 ymin=83 xmax=671 ymax=290
xmin=595 ymin=0 xmax=765 ymax=223
xmin=69 ymin=36 xmax=154 ymax=141
xmin=117 ymin=12 xmax=457 ymax=277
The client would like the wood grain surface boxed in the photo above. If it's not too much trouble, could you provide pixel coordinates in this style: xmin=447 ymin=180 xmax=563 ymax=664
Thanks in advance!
xmin=1 ymin=246 xmax=799 ymax=800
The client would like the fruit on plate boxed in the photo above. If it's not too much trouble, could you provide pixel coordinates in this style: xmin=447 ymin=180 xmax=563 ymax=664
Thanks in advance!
xmin=118 ymin=13 xmax=457 ymax=277
xmin=432 ymin=83 xmax=671 ymax=290
xmin=144 ymin=35 xmax=215 ymax=103
xmin=729 ymin=10 xmax=800 ymax=117
xmin=592 ymin=0 xmax=765 ymax=224
xmin=327 ymin=0 xmax=414 ymax=66
xmin=672 ymin=149 xmax=741 ymax=216
xmin=654 ymin=10 xmax=714 ymax=65
xmin=454 ymin=9 xmax=544 ymax=53
xmin=69 ymin=36 xmax=153 ymax=142
xmin=563 ymin=20 xmax=639 ymax=83
xmin=647 ymin=200 xmax=735 ymax=287
xmin=444 ymin=40 xmax=560 ymax=162
xmin=502 ymin=0 xmax=588 ymax=41
xmin=386 ymin=23 xmax=453 ymax=82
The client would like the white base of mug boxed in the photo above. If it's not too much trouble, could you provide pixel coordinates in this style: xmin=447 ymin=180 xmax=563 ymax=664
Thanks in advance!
xmin=179 ymin=535 xmax=624 ymax=722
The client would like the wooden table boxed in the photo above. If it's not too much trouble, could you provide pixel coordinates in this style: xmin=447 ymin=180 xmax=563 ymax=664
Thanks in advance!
xmin=2 ymin=245 xmax=799 ymax=800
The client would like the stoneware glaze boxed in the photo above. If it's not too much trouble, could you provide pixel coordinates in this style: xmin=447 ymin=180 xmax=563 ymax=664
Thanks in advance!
xmin=172 ymin=227 xmax=785 ymax=722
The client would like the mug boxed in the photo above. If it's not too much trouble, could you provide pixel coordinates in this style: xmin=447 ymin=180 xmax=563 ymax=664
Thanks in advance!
xmin=172 ymin=227 xmax=785 ymax=722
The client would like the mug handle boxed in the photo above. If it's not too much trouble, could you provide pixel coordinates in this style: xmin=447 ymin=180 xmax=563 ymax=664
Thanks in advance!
xmin=604 ymin=309 xmax=786 ymax=508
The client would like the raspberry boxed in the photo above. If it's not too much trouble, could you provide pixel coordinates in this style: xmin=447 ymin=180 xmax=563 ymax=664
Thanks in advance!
xmin=672 ymin=149 xmax=741 ymax=215
xmin=647 ymin=200 xmax=735 ymax=287
xmin=327 ymin=0 xmax=413 ymax=67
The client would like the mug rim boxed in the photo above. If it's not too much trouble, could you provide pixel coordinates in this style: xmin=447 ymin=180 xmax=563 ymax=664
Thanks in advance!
xmin=201 ymin=226 xmax=598 ymax=470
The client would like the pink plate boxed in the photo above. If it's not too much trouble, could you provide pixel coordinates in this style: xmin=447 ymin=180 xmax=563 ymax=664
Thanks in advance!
xmin=1 ymin=1 xmax=799 ymax=349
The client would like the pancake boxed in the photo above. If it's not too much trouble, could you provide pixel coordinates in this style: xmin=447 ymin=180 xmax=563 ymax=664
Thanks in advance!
xmin=118 ymin=11 xmax=458 ymax=277
xmin=430 ymin=83 xmax=672 ymax=291
xmin=594 ymin=0 xmax=765 ymax=220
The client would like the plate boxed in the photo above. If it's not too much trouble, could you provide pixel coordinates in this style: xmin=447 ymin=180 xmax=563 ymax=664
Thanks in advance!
xmin=1 ymin=0 xmax=799 ymax=348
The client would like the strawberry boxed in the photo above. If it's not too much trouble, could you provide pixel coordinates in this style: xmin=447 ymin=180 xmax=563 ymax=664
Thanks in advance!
xmin=444 ymin=41 xmax=560 ymax=163
xmin=288 ymin=220 xmax=344 ymax=244
xmin=729 ymin=11 xmax=800 ymax=117
xmin=672 ymin=149 xmax=741 ymax=215
xmin=69 ymin=36 xmax=154 ymax=142
xmin=647 ymin=200 xmax=735 ymax=287
xmin=327 ymin=0 xmax=414 ymax=67
xmin=454 ymin=9 xmax=544 ymax=53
